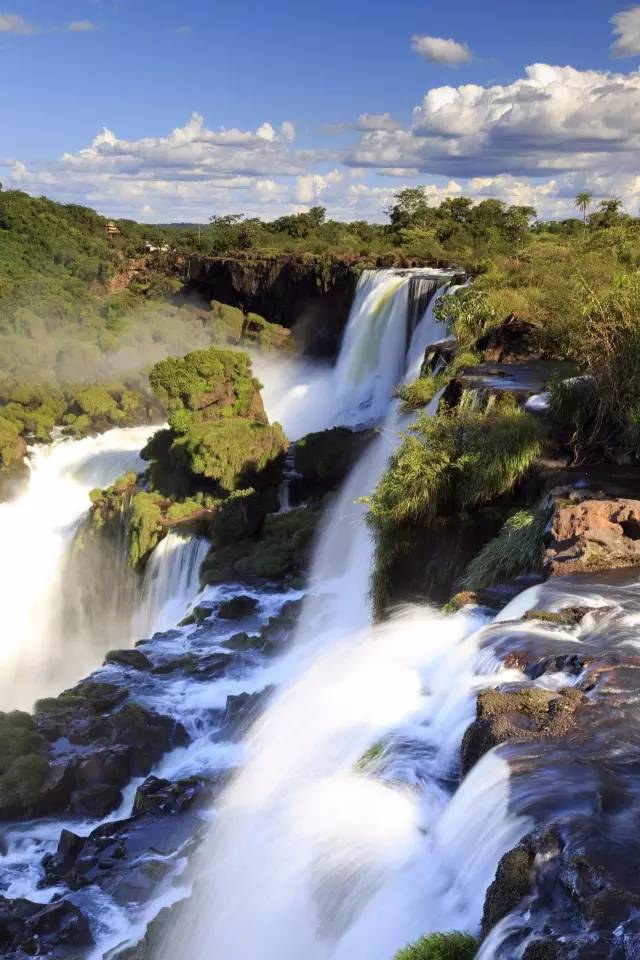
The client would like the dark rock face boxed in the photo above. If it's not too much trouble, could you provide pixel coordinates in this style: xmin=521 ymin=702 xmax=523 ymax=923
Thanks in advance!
xmin=476 ymin=316 xmax=543 ymax=363
xmin=180 ymin=255 xmax=360 ymax=357
xmin=104 ymin=649 xmax=152 ymax=671
xmin=544 ymin=495 xmax=640 ymax=577
xmin=291 ymin=427 xmax=375 ymax=500
xmin=42 ymin=776 xmax=213 ymax=901
xmin=217 ymin=595 xmax=258 ymax=620
xmin=461 ymin=687 xmax=587 ymax=775
xmin=0 ymin=895 xmax=94 ymax=959
xmin=222 ymin=686 xmax=274 ymax=738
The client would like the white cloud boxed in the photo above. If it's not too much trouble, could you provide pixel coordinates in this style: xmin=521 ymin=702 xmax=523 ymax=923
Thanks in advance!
xmin=611 ymin=6 xmax=640 ymax=57
xmin=68 ymin=20 xmax=97 ymax=32
xmin=411 ymin=34 xmax=472 ymax=66
xmin=0 ymin=13 xmax=38 ymax=34
xmin=350 ymin=63 xmax=640 ymax=178
xmin=355 ymin=113 xmax=402 ymax=132
xmin=295 ymin=169 xmax=343 ymax=203
xmin=280 ymin=121 xmax=296 ymax=142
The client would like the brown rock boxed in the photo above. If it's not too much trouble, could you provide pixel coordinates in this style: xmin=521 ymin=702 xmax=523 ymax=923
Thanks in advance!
xmin=461 ymin=686 xmax=587 ymax=775
xmin=544 ymin=497 xmax=640 ymax=577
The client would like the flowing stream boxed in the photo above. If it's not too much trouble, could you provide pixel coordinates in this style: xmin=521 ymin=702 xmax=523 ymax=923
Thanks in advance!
xmin=1 ymin=267 xmax=600 ymax=960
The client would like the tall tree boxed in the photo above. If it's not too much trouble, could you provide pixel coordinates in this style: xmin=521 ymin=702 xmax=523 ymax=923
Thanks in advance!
xmin=574 ymin=192 xmax=593 ymax=229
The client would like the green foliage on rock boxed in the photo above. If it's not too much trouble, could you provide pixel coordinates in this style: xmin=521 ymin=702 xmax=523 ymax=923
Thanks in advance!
xmin=460 ymin=508 xmax=549 ymax=591
xmin=201 ymin=507 xmax=318 ymax=585
xmin=393 ymin=932 xmax=478 ymax=960
xmin=368 ymin=401 xmax=544 ymax=615
xmin=0 ymin=711 xmax=50 ymax=816
xmin=294 ymin=426 xmax=374 ymax=489
xmin=148 ymin=346 xmax=266 ymax=433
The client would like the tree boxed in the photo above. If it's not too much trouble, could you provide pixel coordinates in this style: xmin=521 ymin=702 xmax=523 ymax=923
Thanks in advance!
xmin=386 ymin=187 xmax=432 ymax=230
xmin=595 ymin=198 xmax=624 ymax=229
xmin=574 ymin=192 xmax=593 ymax=228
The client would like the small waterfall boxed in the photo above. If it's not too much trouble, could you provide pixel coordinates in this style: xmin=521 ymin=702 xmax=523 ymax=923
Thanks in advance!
xmin=0 ymin=425 xmax=157 ymax=710
xmin=132 ymin=533 xmax=210 ymax=640
xmin=407 ymin=276 xmax=441 ymax=346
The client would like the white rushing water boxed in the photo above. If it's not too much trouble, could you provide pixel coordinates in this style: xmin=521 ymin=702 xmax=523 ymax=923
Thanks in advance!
xmin=0 ymin=425 xmax=212 ymax=710
xmin=256 ymin=268 xmax=449 ymax=438
xmin=157 ymin=269 xmax=534 ymax=960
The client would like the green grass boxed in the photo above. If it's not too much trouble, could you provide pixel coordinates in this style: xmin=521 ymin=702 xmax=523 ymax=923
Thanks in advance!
xmin=460 ymin=508 xmax=549 ymax=591
xmin=394 ymin=932 xmax=478 ymax=960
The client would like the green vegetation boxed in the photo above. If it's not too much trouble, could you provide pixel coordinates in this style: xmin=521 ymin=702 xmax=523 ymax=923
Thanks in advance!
xmin=0 ymin=711 xmax=50 ymax=816
xmin=201 ymin=507 xmax=318 ymax=585
xmin=393 ymin=932 xmax=478 ymax=960
xmin=368 ymin=401 xmax=544 ymax=614
xmin=294 ymin=426 xmax=374 ymax=490
xmin=460 ymin=508 xmax=549 ymax=591
xmin=210 ymin=300 xmax=292 ymax=351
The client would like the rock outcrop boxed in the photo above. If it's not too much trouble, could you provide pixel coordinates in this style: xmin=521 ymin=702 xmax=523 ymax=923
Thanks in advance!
xmin=544 ymin=495 xmax=640 ymax=577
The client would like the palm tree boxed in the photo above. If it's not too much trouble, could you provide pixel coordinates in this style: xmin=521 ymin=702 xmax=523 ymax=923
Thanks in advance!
xmin=574 ymin=192 xmax=593 ymax=228
xmin=598 ymin=198 xmax=624 ymax=228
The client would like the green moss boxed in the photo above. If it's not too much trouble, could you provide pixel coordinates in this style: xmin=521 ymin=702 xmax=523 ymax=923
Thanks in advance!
xmin=148 ymin=346 xmax=266 ymax=432
xmin=128 ymin=491 xmax=164 ymax=567
xmin=33 ymin=694 xmax=96 ymax=715
xmin=355 ymin=741 xmax=385 ymax=771
xmin=0 ymin=711 xmax=45 ymax=776
xmin=294 ymin=426 xmax=373 ymax=486
xmin=396 ymin=376 xmax=440 ymax=412
xmin=202 ymin=507 xmax=319 ymax=584
xmin=460 ymin=508 xmax=548 ymax=591
xmin=169 ymin=418 xmax=287 ymax=493
xmin=0 ymin=754 xmax=51 ymax=814
xmin=0 ymin=415 xmax=24 ymax=468
xmin=393 ymin=932 xmax=478 ymax=960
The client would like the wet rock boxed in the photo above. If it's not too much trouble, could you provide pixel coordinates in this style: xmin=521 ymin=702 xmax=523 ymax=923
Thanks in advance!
xmin=482 ymin=830 xmax=562 ymax=938
xmin=461 ymin=687 xmax=587 ymax=775
xmin=217 ymin=595 xmax=258 ymax=619
xmin=221 ymin=631 xmax=258 ymax=651
xmin=291 ymin=426 xmax=375 ymax=500
xmin=544 ymin=496 xmax=640 ymax=578
xmin=222 ymin=687 xmax=274 ymax=737
xmin=522 ymin=606 xmax=594 ymax=626
xmin=104 ymin=649 xmax=152 ymax=671
xmin=132 ymin=775 xmax=210 ymax=816
xmin=151 ymin=653 xmax=197 ymax=675
xmin=0 ymin=894 xmax=94 ymax=957
xmin=70 ymin=783 xmax=122 ymax=818
xmin=526 ymin=654 xmax=587 ymax=681
xmin=185 ymin=652 xmax=234 ymax=680
xmin=43 ymin=776 xmax=211 ymax=901
xmin=65 ymin=680 xmax=128 ymax=711
xmin=177 ymin=605 xmax=213 ymax=627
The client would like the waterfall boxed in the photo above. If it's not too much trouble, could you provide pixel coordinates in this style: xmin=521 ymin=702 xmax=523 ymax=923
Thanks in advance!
xmin=132 ymin=533 xmax=210 ymax=640
xmin=0 ymin=425 xmax=159 ymax=710
xmin=255 ymin=268 xmax=448 ymax=438
xmin=158 ymin=270 xmax=512 ymax=960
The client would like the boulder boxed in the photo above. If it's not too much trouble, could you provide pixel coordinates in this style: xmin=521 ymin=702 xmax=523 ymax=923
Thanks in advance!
xmin=132 ymin=775 xmax=210 ymax=817
xmin=70 ymin=783 xmax=122 ymax=818
xmin=104 ymin=649 xmax=152 ymax=671
xmin=476 ymin=316 xmax=542 ymax=363
xmin=461 ymin=686 xmax=587 ymax=775
xmin=544 ymin=496 xmax=640 ymax=577
xmin=217 ymin=595 xmax=258 ymax=620
xmin=481 ymin=831 xmax=561 ymax=936
xmin=222 ymin=687 xmax=274 ymax=738
xmin=0 ymin=895 xmax=93 ymax=957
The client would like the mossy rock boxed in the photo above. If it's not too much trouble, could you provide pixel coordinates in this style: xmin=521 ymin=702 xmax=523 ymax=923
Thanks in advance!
xmin=201 ymin=507 xmax=319 ymax=585
xmin=0 ymin=754 xmax=52 ymax=817
xmin=294 ymin=426 xmax=374 ymax=493
xmin=217 ymin=595 xmax=258 ymax=620
xmin=104 ymin=649 xmax=152 ymax=670
xmin=178 ymin=605 xmax=213 ymax=627
xmin=393 ymin=932 xmax=478 ymax=960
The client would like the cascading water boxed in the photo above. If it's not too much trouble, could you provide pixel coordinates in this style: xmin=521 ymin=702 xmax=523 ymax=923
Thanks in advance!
xmin=156 ymin=270 xmax=531 ymax=960
xmin=0 ymin=425 xmax=157 ymax=710
xmin=256 ymin=268 xmax=449 ymax=438
xmin=132 ymin=533 xmax=211 ymax=640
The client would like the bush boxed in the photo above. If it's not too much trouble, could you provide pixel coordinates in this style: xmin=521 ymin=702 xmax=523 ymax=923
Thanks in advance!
xmin=460 ymin=508 xmax=548 ymax=590
xmin=394 ymin=932 xmax=477 ymax=960
xmin=396 ymin=376 xmax=440 ymax=412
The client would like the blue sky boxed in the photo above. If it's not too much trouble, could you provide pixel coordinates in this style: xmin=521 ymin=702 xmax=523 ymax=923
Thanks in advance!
xmin=2 ymin=0 xmax=640 ymax=221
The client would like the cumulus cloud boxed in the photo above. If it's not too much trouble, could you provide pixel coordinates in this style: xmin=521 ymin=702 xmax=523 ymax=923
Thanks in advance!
xmin=349 ymin=63 xmax=640 ymax=178
xmin=0 ymin=13 xmax=38 ymax=34
xmin=68 ymin=20 xmax=97 ymax=32
xmin=295 ymin=169 xmax=343 ymax=203
xmin=411 ymin=34 xmax=472 ymax=66
xmin=611 ymin=6 xmax=640 ymax=57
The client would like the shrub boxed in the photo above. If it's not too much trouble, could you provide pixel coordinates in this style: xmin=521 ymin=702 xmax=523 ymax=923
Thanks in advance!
xmin=394 ymin=932 xmax=477 ymax=960
xmin=396 ymin=376 xmax=440 ymax=412
xmin=460 ymin=508 xmax=549 ymax=590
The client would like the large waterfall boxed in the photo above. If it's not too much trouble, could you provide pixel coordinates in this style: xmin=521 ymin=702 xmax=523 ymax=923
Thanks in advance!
xmin=155 ymin=269 xmax=525 ymax=960
xmin=0 ymin=426 xmax=208 ymax=710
